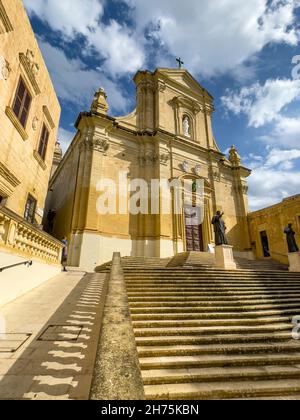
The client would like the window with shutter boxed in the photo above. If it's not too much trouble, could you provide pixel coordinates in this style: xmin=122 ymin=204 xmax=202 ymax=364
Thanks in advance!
xmin=38 ymin=124 xmax=49 ymax=161
xmin=12 ymin=78 xmax=32 ymax=128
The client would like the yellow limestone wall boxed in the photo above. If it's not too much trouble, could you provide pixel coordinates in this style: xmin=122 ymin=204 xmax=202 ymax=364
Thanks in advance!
xmin=0 ymin=0 xmax=60 ymax=224
xmin=248 ymin=195 xmax=300 ymax=265
xmin=48 ymin=69 xmax=251 ymax=271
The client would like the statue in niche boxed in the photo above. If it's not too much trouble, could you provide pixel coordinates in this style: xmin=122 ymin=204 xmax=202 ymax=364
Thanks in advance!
xmin=183 ymin=115 xmax=191 ymax=137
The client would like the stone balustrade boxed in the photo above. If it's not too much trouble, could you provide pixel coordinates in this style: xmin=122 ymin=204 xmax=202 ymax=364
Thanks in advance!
xmin=0 ymin=207 xmax=62 ymax=264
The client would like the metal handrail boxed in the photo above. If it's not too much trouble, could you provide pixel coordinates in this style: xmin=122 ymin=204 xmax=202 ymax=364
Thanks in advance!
xmin=0 ymin=261 xmax=33 ymax=273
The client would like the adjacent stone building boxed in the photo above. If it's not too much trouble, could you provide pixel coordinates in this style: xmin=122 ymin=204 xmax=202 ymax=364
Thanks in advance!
xmin=0 ymin=0 xmax=61 ymax=223
xmin=248 ymin=194 xmax=300 ymax=265
xmin=47 ymin=68 xmax=252 ymax=271
xmin=0 ymin=0 xmax=62 ymax=306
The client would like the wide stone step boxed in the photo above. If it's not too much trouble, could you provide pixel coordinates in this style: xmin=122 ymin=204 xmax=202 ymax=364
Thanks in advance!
xmin=128 ymin=294 xmax=300 ymax=303
xmin=125 ymin=274 xmax=300 ymax=279
xmin=135 ymin=332 xmax=292 ymax=346
xmin=127 ymin=277 xmax=300 ymax=281
xmin=133 ymin=323 xmax=292 ymax=337
xmin=127 ymin=284 xmax=300 ymax=289
xmin=137 ymin=341 xmax=300 ymax=357
xmin=132 ymin=315 xmax=292 ymax=329
xmin=139 ymin=353 xmax=300 ymax=370
xmin=142 ymin=365 xmax=300 ymax=386
xmin=127 ymin=286 xmax=300 ymax=293
xmin=129 ymin=302 xmax=300 ymax=311
xmin=124 ymin=268 xmax=299 ymax=272
xmin=127 ymin=281 xmax=300 ymax=288
xmin=129 ymin=301 xmax=300 ymax=310
xmin=128 ymin=296 xmax=300 ymax=305
xmin=143 ymin=379 xmax=300 ymax=400
xmin=131 ymin=307 xmax=300 ymax=320
xmin=127 ymin=285 xmax=299 ymax=297
xmin=127 ymin=282 xmax=300 ymax=293
xmin=127 ymin=290 xmax=300 ymax=298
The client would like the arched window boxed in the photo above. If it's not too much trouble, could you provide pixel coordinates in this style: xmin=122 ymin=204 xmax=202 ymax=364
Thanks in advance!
xmin=182 ymin=115 xmax=191 ymax=138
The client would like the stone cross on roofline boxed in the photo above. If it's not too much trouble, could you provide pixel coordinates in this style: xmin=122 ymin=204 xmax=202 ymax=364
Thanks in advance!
xmin=176 ymin=57 xmax=184 ymax=69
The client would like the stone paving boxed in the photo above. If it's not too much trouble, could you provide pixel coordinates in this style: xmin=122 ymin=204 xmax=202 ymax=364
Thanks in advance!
xmin=0 ymin=271 xmax=108 ymax=400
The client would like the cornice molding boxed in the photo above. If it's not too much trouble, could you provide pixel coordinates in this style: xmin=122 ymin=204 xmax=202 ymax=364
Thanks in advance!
xmin=0 ymin=161 xmax=20 ymax=188
xmin=0 ymin=1 xmax=13 ymax=33
xmin=5 ymin=106 xmax=28 ymax=140
xmin=33 ymin=150 xmax=47 ymax=170
xmin=42 ymin=105 xmax=55 ymax=129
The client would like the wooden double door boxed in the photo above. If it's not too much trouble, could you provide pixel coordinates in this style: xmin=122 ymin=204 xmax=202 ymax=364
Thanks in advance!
xmin=184 ymin=206 xmax=204 ymax=252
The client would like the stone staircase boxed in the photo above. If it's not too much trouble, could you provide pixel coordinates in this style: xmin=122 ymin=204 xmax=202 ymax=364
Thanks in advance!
xmin=96 ymin=256 xmax=170 ymax=272
xmin=167 ymin=251 xmax=288 ymax=271
xmin=121 ymin=259 xmax=300 ymax=400
xmin=234 ymin=257 xmax=288 ymax=271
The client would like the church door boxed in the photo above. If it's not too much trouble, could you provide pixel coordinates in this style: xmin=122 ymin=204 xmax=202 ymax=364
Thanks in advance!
xmin=184 ymin=206 xmax=204 ymax=252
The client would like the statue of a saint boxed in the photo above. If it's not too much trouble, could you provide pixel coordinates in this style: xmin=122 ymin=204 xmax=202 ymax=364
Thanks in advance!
xmin=183 ymin=116 xmax=191 ymax=137
xmin=212 ymin=211 xmax=229 ymax=245
xmin=284 ymin=223 xmax=299 ymax=253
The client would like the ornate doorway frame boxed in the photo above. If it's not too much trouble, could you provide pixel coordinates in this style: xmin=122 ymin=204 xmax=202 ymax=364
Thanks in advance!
xmin=172 ymin=175 xmax=214 ymax=254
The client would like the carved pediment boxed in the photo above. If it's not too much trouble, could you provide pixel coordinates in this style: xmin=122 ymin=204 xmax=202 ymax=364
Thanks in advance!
xmin=157 ymin=68 xmax=213 ymax=100
xmin=19 ymin=50 xmax=41 ymax=95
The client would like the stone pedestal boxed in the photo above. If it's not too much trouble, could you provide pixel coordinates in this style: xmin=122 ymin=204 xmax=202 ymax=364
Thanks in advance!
xmin=215 ymin=245 xmax=237 ymax=270
xmin=288 ymin=252 xmax=300 ymax=272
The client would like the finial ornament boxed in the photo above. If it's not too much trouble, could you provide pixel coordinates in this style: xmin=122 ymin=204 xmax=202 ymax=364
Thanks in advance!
xmin=91 ymin=88 xmax=109 ymax=115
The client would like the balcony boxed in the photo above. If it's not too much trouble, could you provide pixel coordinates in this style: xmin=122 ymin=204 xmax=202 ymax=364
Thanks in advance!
xmin=0 ymin=206 xmax=62 ymax=265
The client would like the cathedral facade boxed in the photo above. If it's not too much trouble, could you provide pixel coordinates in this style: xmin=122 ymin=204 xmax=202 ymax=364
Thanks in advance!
xmin=47 ymin=68 xmax=252 ymax=271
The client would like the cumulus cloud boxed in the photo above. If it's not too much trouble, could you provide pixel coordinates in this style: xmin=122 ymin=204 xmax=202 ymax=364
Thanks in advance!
xmin=245 ymin=147 xmax=300 ymax=210
xmin=24 ymin=0 xmax=145 ymax=78
xmin=259 ymin=116 xmax=300 ymax=148
xmin=248 ymin=168 xmax=300 ymax=210
xmin=38 ymin=40 xmax=130 ymax=112
xmin=222 ymin=79 xmax=300 ymax=127
xmin=124 ymin=0 xmax=300 ymax=75
xmin=24 ymin=0 xmax=300 ymax=78
xmin=23 ymin=0 xmax=104 ymax=36
xmin=222 ymin=77 xmax=300 ymax=150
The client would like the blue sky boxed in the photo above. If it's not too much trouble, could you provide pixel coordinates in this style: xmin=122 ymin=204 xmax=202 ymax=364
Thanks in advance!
xmin=23 ymin=0 xmax=300 ymax=211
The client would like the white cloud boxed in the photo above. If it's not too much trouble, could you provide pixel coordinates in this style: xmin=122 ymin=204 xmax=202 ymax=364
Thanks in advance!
xmin=248 ymin=168 xmax=300 ymax=210
xmin=24 ymin=0 xmax=145 ymax=78
xmin=24 ymin=0 xmax=104 ymax=36
xmin=124 ymin=0 xmax=300 ymax=76
xmin=222 ymin=79 xmax=300 ymax=128
xmin=58 ymin=127 xmax=75 ymax=154
xmin=24 ymin=0 xmax=300 ymax=78
xmin=264 ymin=148 xmax=300 ymax=167
xmin=38 ymin=40 xmax=130 ymax=112
xmin=222 ymin=78 xmax=300 ymax=150
xmin=245 ymin=147 xmax=300 ymax=210
xmin=259 ymin=115 xmax=300 ymax=147
xmin=88 ymin=21 xmax=145 ymax=76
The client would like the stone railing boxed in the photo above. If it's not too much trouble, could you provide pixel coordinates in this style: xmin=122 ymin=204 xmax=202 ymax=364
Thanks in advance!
xmin=0 ymin=207 xmax=62 ymax=264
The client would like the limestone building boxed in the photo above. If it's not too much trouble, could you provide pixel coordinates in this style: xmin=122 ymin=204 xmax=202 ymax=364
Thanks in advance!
xmin=0 ymin=0 xmax=61 ymax=222
xmin=248 ymin=194 xmax=300 ymax=265
xmin=48 ymin=68 xmax=252 ymax=271
xmin=0 ymin=0 xmax=62 ymax=306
